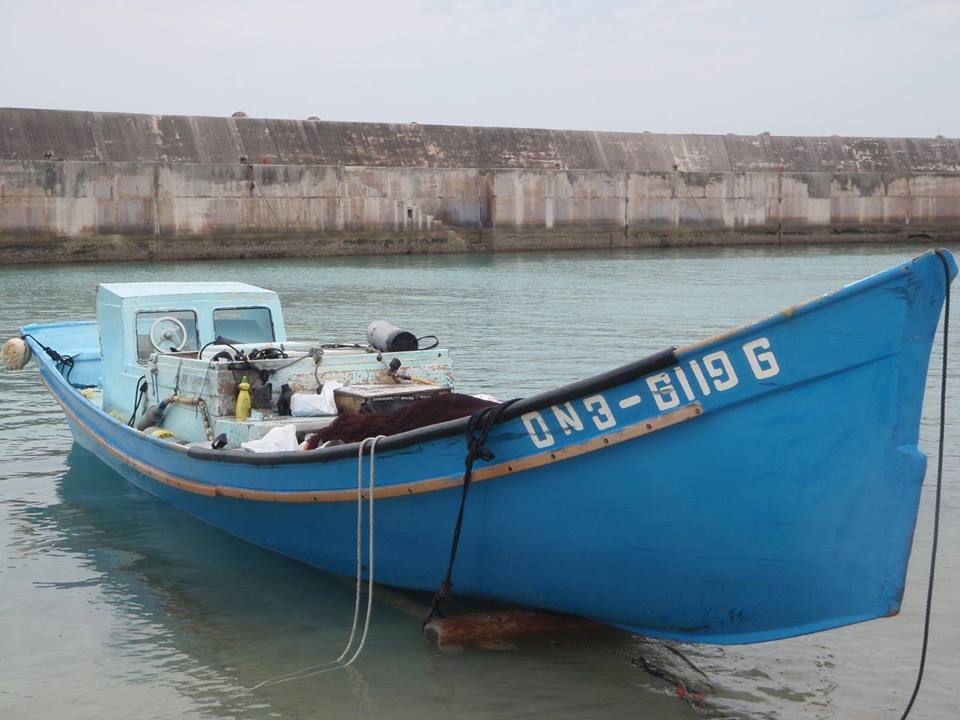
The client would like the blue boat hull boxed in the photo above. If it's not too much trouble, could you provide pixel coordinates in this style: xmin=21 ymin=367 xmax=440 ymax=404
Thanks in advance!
xmin=26 ymin=250 xmax=956 ymax=644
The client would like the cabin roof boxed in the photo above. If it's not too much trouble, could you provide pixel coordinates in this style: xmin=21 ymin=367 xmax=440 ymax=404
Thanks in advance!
xmin=98 ymin=282 xmax=274 ymax=299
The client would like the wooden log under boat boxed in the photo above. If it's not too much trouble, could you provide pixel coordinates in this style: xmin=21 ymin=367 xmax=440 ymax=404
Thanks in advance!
xmin=423 ymin=609 xmax=599 ymax=646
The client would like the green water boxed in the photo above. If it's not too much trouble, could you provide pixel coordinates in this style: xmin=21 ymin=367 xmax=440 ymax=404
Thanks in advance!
xmin=1 ymin=245 xmax=957 ymax=719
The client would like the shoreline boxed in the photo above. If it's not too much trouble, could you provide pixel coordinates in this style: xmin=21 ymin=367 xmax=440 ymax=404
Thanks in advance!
xmin=1 ymin=228 xmax=958 ymax=266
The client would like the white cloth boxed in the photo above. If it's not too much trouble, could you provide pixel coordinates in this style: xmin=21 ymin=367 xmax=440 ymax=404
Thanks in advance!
xmin=241 ymin=424 xmax=300 ymax=453
xmin=291 ymin=381 xmax=342 ymax=417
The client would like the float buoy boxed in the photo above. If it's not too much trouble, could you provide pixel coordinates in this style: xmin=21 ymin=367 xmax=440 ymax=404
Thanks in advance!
xmin=2 ymin=337 xmax=32 ymax=370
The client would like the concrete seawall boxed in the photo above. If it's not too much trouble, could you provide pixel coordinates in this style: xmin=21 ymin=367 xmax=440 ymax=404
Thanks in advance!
xmin=1 ymin=108 xmax=959 ymax=263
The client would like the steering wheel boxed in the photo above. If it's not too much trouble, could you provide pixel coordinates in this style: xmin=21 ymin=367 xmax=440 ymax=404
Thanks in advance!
xmin=149 ymin=316 xmax=188 ymax=352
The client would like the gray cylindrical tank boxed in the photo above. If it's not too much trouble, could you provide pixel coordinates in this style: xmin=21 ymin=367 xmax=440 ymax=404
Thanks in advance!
xmin=366 ymin=321 xmax=418 ymax=353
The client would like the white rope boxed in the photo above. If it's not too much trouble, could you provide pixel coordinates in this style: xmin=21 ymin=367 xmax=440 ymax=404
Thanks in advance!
xmin=131 ymin=435 xmax=385 ymax=719
xmin=251 ymin=435 xmax=381 ymax=686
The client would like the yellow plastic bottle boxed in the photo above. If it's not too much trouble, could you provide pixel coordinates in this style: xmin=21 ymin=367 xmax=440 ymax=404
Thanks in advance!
xmin=236 ymin=376 xmax=252 ymax=420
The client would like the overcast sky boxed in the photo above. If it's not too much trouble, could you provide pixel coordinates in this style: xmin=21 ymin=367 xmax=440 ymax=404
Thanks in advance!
xmin=2 ymin=0 xmax=957 ymax=137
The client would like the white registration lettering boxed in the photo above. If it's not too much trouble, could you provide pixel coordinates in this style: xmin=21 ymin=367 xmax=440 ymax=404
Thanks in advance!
xmin=703 ymin=351 xmax=739 ymax=391
xmin=551 ymin=402 xmax=584 ymax=435
xmin=743 ymin=337 xmax=780 ymax=380
xmin=583 ymin=394 xmax=617 ymax=430
xmin=646 ymin=372 xmax=680 ymax=411
xmin=673 ymin=366 xmax=695 ymax=401
xmin=688 ymin=359 xmax=711 ymax=395
xmin=521 ymin=411 xmax=555 ymax=448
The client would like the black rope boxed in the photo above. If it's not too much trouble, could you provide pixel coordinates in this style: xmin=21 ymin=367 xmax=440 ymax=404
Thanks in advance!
xmin=593 ymin=644 xmax=714 ymax=697
xmin=416 ymin=335 xmax=440 ymax=351
xmin=21 ymin=333 xmax=96 ymax=390
xmin=424 ymin=398 xmax=521 ymax=624
xmin=248 ymin=347 xmax=288 ymax=361
xmin=127 ymin=376 xmax=147 ymax=427
xmin=899 ymin=250 xmax=951 ymax=719
xmin=200 ymin=337 xmax=299 ymax=384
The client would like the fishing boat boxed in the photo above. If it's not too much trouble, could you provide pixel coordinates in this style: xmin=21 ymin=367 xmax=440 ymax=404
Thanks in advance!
xmin=2 ymin=250 xmax=954 ymax=645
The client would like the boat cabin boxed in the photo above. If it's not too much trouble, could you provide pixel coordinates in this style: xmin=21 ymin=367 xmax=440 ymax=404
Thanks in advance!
xmin=91 ymin=282 xmax=453 ymax=449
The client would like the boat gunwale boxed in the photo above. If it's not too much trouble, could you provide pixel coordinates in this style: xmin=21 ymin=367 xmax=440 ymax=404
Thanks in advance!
xmin=41 ymin=371 xmax=704 ymax=502
xmin=24 ymin=249 xmax=949 ymax=468
xmin=26 ymin=328 xmax=680 ymax=464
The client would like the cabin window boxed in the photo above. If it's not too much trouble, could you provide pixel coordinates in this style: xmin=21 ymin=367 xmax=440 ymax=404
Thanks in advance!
xmin=135 ymin=310 xmax=200 ymax=361
xmin=213 ymin=307 xmax=275 ymax=344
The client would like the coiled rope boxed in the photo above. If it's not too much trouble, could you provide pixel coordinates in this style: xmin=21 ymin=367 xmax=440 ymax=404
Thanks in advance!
xmin=899 ymin=251 xmax=951 ymax=719
xmin=133 ymin=434 xmax=385 ymax=720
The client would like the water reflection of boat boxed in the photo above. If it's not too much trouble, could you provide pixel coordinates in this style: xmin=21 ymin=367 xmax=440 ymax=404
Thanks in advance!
xmin=34 ymin=449 xmax=375 ymax=694
xmin=33 ymin=448 xmax=730 ymax=720
xmin=7 ymin=250 xmax=956 ymax=644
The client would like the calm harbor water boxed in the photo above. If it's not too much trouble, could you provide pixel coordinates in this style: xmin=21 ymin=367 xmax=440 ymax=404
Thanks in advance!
xmin=1 ymin=244 xmax=957 ymax=720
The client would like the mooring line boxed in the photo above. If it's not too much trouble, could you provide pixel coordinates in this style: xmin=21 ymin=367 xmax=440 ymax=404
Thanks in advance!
xmin=899 ymin=251 xmax=951 ymax=719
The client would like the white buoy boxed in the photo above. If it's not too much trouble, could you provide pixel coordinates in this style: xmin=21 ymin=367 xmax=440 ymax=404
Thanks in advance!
xmin=2 ymin=337 xmax=32 ymax=370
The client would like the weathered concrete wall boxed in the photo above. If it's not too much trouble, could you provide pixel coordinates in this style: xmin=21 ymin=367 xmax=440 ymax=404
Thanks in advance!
xmin=1 ymin=108 xmax=959 ymax=263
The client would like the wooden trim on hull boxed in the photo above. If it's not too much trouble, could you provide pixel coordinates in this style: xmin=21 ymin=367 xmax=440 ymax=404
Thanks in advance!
xmin=42 ymin=375 xmax=703 ymax=503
